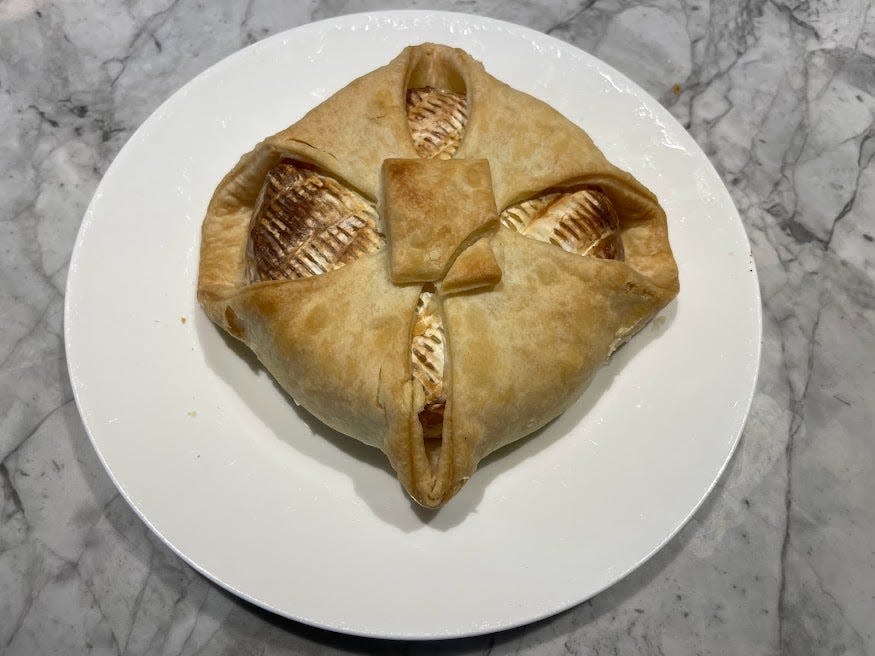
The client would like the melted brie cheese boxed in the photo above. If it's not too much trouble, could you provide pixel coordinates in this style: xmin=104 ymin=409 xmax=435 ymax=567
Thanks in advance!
xmin=411 ymin=290 xmax=445 ymax=404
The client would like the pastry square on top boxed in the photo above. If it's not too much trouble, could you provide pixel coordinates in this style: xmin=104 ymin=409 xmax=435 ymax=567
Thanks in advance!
xmin=380 ymin=158 xmax=498 ymax=284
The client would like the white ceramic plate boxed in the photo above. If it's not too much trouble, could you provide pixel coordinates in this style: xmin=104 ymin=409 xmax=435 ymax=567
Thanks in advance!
xmin=65 ymin=11 xmax=761 ymax=640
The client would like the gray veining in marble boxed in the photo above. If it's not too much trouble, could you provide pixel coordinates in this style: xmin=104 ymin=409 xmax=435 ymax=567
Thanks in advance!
xmin=1 ymin=0 xmax=874 ymax=654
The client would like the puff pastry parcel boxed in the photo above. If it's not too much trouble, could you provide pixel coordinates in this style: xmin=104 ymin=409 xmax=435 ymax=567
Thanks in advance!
xmin=197 ymin=43 xmax=679 ymax=508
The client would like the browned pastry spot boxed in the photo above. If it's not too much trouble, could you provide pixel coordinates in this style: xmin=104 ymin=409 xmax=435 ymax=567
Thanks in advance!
xmin=247 ymin=159 xmax=384 ymax=282
xmin=411 ymin=289 xmax=446 ymax=471
xmin=406 ymin=87 xmax=468 ymax=160
xmin=500 ymin=188 xmax=625 ymax=260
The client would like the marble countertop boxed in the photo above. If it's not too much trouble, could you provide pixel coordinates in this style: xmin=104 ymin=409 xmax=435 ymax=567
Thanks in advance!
xmin=2 ymin=1 xmax=873 ymax=654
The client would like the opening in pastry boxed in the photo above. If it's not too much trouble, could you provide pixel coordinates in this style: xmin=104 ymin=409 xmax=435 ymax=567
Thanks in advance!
xmin=500 ymin=187 xmax=625 ymax=260
xmin=405 ymin=55 xmax=468 ymax=160
xmin=410 ymin=286 xmax=446 ymax=472
xmin=246 ymin=158 xmax=385 ymax=282
xmin=406 ymin=87 xmax=468 ymax=160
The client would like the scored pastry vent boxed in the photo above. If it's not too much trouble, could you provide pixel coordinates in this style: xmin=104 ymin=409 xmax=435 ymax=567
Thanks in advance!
xmin=247 ymin=159 xmax=385 ymax=282
xmin=501 ymin=188 xmax=625 ymax=260
xmin=406 ymin=87 xmax=468 ymax=160
xmin=411 ymin=288 xmax=446 ymax=472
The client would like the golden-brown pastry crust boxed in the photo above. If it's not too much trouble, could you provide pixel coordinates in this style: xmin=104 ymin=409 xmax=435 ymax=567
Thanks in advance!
xmin=439 ymin=235 xmax=502 ymax=296
xmin=380 ymin=158 xmax=497 ymax=283
xmin=444 ymin=229 xmax=668 ymax=465
xmin=197 ymin=43 xmax=679 ymax=508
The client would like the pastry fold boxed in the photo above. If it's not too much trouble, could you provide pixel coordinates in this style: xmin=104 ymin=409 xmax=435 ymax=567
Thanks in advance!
xmin=439 ymin=235 xmax=502 ymax=296
xmin=198 ymin=43 xmax=679 ymax=508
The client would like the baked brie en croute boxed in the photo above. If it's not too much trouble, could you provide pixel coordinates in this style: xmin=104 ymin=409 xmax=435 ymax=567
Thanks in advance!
xmin=197 ymin=43 xmax=679 ymax=508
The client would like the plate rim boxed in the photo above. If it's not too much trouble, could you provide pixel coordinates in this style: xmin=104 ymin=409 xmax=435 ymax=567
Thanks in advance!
xmin=64 ymin=9 xmax=763 ymax=640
